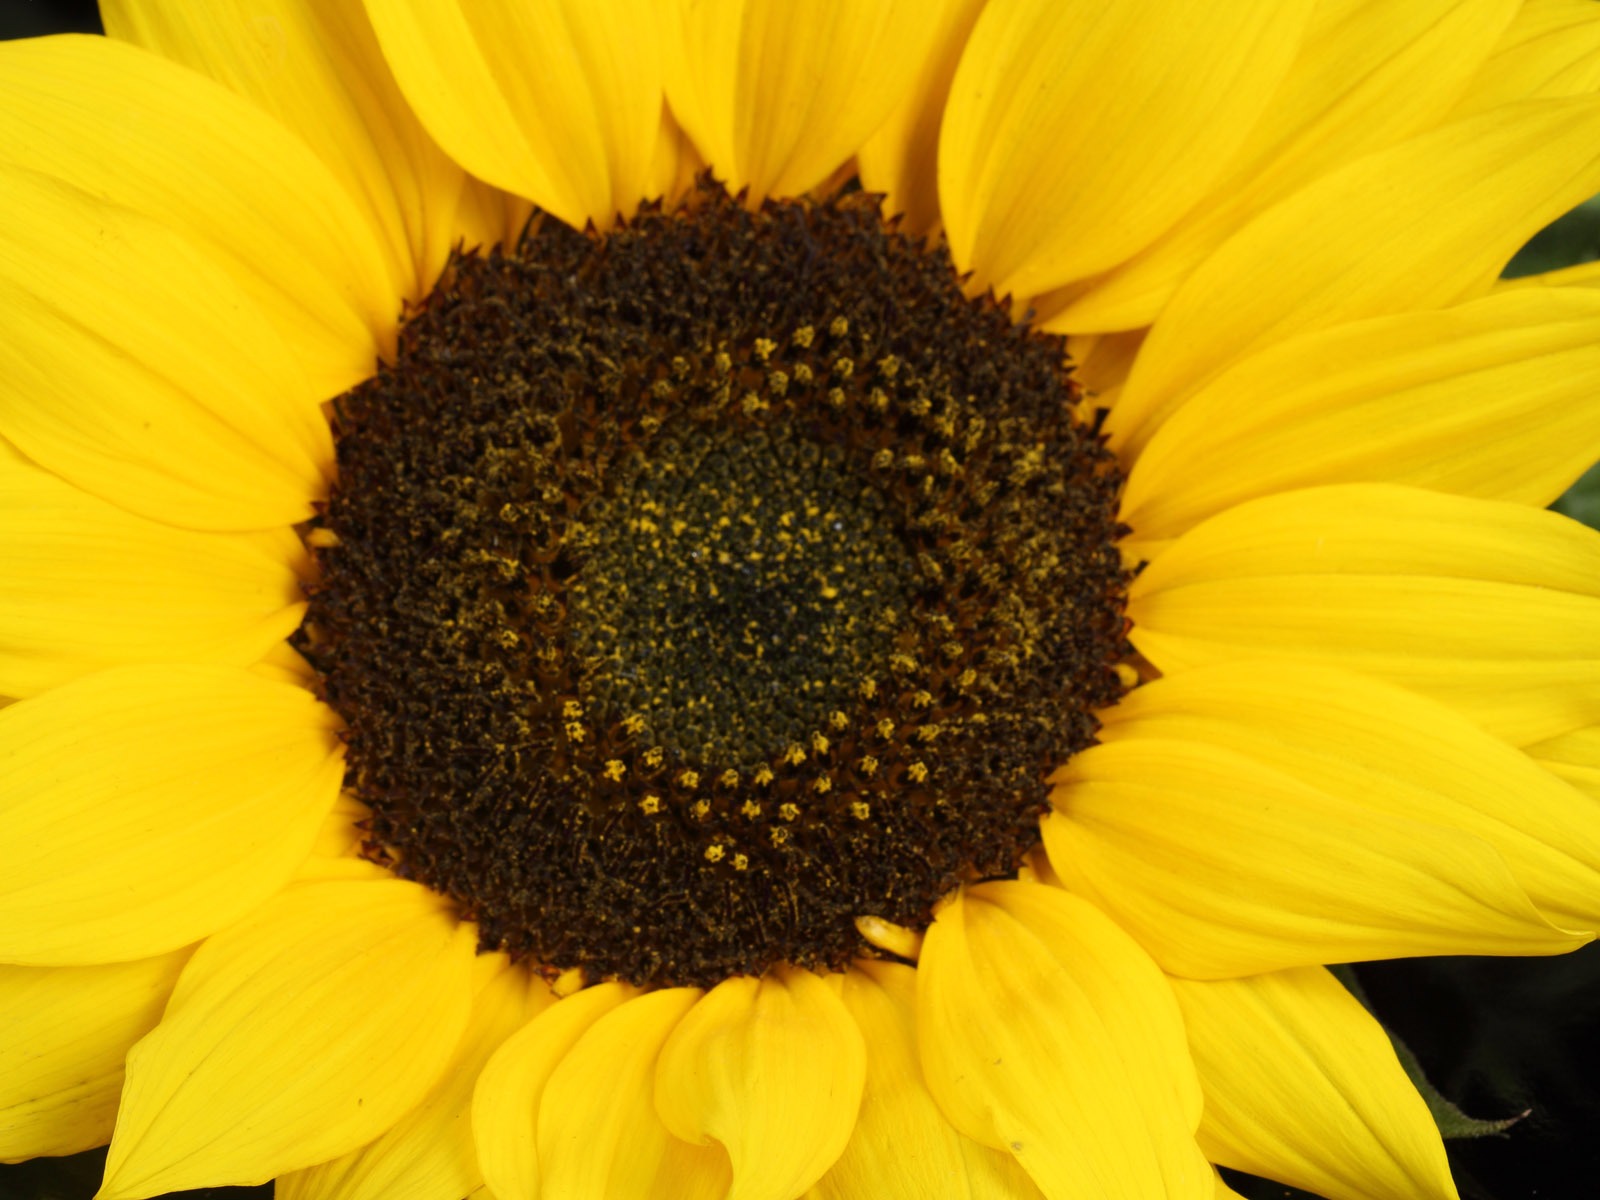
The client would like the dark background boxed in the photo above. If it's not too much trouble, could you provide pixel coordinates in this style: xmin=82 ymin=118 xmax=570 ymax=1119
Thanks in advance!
xmin=1 ymin=2 xmax=1598 ymax=1198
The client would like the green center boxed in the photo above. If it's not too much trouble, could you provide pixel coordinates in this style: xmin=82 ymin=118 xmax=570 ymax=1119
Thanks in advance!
xmin=571 ymin=426 xmax=913 ymax=765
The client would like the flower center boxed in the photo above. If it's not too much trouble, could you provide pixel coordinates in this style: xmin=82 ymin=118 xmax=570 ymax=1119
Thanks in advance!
xmin=298 ymin=181 xmax=1132 ymax=988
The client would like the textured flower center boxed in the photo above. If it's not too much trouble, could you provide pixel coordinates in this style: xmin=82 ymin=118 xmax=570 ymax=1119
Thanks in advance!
xmin=298 ymin=182 xmax=1132 ymax=987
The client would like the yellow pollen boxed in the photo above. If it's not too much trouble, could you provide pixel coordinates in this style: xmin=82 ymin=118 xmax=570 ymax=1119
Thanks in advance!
xmin=829 ymin=710 xmax=850 ymax=730
xmin=753 ymin=336 xmax=777 ymax=361
xmin=811 ymin=732 xmax=831 ymax=754
xmin=562 ymin=700 xmax=584 ymax=720
xmin=603 ymin=759 xmax=627 ymax=781
xmin=779 ymin=802 xmax=800 ymax=821
xmin=859 ymin=755 xmax=879 ymax=776
xmin=719 ymin=769 xmax=740 ymax=788
xmin=792 ymin=325 xmax=815 ymax=348
xmin=640 ymin=794 xmax=662 ymax=814
xmin=740 ymin=799 xmax=762 ymax=819
xmin=770 ymin=827 xmax=789 ymax=846
xmin=643 ymin=746 xmax=665 ymax=769
xmin=691 ymin=798 xmax=711 ymax=819
xmin=829 ymin=316 xmax=849 ymax=337
xmin=732 ymin=853 xmax=750 ymax=871
xmin=783 ymin=743 xmax=807 ymax=766
xmin=907 ymin=762 xmax=929 ymax=783
xmin=564 ymin=722 xmax=587 ymax=743
xmin=1115 ymin=661 xmax=1141 ymax=688
xmin=753 ymin=766 xmax=775 ymax=786
xmin=306 ymin=527 xmax=340 ymax=548
xmin=704 ymin=843 xmax=726 ymax=863
xmin=876 ymin=719 xmax=895 ymax=739
xmin=812 ymin=776 xmax=833 ymax=794
xmin=622 ymin=713 xmax=647 ymax=735
xmin=850 ymin=800 xmax=871 ymax=820
xmin=678 ymin=769 xmax=700 ymax=790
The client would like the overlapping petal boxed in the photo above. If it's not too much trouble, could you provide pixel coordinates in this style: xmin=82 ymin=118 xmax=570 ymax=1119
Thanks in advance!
xmin=0 ymin=666 xmax=343 ymax=964
xmin=98 ymin=879 xmax=476 ymax=1199
xmin=1058 ymin=0 xmax=1517 ymax=332
xmin=1045 ymin=736 xmax=1585 ymax=979
xmin=538 ymin=988 xmax=730 ymax=1200
xmin=102 ymin=0 xmax=468 ymax=297
xmin=0 ymin=34 xmax=393 ymax=402
xmin=1128 ymin=485 xmax=1600 ymax=745
xmin=939 ymin=0 xmax=1313 ymax=299
xmin=1109 ymin=94 xmax=1600 ymax=457
xmin=364 ymin=0 xmax=662 ymax=229
xmin=808 ymin=960 xmax=1043 ymax=1200
xmin=1121 ymin=286 xmax=1600 ymax=540
xmin=1088 ymin=663 xmax=1600 ymax=933
xmin=661 ymin=0 xmax=940 ymax=203
xmin=1173 ymin=967 xmax=1457 ymax=1200
xmin=916 ymin=881 xmax=1210 ymax=1200
xmin=276 ymin=957 xmax=553 ymax=1200
xmin=656 ymin=967 xmax=865 ymax=1200
xmin=1449 ymin=0 xmax=1600 ymax=116
xmin=473 ymin=982 xmax=638 ymax=1200
xmin=0 ymin=950 xmax=189 ymax=1162
xmin=0 ymin=440 xmax=305 ymax=697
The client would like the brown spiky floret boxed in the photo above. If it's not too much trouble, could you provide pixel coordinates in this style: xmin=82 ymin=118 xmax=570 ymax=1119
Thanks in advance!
xmin=297 ymin=180 xmax=1131 ymax=988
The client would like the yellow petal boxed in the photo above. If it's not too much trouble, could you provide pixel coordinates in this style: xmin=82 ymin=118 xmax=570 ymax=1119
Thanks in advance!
xmin=277 ymin=957 xmax=554 ymax=1200
xmin=662 ymin=0 xmax=940 ymax=203
xmin=917 ymin=882 xmax=1209 ymax=1200
xmin=98 ymin=879 xmax=476 ymax=1199
xmin=1122 ymin=285 xmax=1600 ymax=541
xmin=1528 ymin=725 xmax=1600 ymax=802
xmin=538 ymin=988 xmax=730 ymax=1200
xmin=1128 ymin=484 xmax=1600 ymax=746
xmin=0 ymin=34 xmax=392 ymax=401
xmin=647 ymin=102 xmax=704 ymax=207
xmin=0 ymin=163 xmax=336 ymax=531
xmin=364 ymin=0 xmax=662 ymax=229
xmin=0 ymin=441 xmax=304 ymax=698
xmin=855 ymin=0 xmax=987 ymax=235
xmin=655 ymin=966 xmax=866 ymax=1200
xmin=473 ymin=981 xmax=637 ymax=1200
xmin=0 ymin=949 xmax=190 ymax=1162
xmin=102 ymin=0 xmax=467 ymax=299
xmin=1450 ymin=0 xmax=1600 ymax=116
xmin=808 ymin=960 xmax=1044 ymax=1200
xmin=939 ymin=0 xmax=1313 ymax=298
xmin=1058 ymin=0 xmax=1518 ymax=332
xmin=1045 ymin=736 xmax=1585 ymax=979
xmin=1093 ymin=662 xmax=1600 ymax=933
xmin=1109 ymin=94 xmax=1600 ymax=458
xmin=1173 ymin=967 xmax=1456 ymax=1200
xmin=0 ymin=666 xmax=343 ymax=965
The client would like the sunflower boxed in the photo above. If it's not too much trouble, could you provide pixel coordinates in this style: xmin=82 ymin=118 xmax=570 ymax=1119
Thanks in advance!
xmin=4 ymin=2 xmax=1600 ymax=1199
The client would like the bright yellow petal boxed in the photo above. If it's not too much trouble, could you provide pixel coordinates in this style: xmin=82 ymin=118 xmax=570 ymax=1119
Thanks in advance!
xmin=98 ymin=879 xmax=476 ymax=1200
xmin=276 ymin=956 xmax=554 ymax=1200
xmin=662 ymin=0 xmax=940 ymax=204
xmin=939 ymin=0 xmax=1313 ymax=299
xmin=1044 ymin=736 xmax=1585 ymax=979
xmin=0 ymin=34 xmax=392 ymax=400
xmin=473 ymin=981 xmax=637 ymax=1200
xmin=1528 ymin=725 xmax=1600 ymax=801
xmin=1108 ymin=94 xmax=1600 ymax=458
xmin=1092 ymin=662 xmax=1600 ymax=933
xmin=538 ymin=987 xmax=730 ymax=1200
xmin=102 ymin=0 xmax=466 ymax=299
xmin=655 ymin=966 xmax=865 ymax=1200
xmin=1127 ymin=484 xmax=1600 ymax=746
xmin=917 ymin=881 xmax=1210 ymax=1200
xmin=1122 ymin=286 xmax=1600 ymax=541
xmin=0 ymin=441 xmax=304 ymax=698
xmin=1173 ymin=967 xmax=1457 ymax=1200
xmin=0 ymin=666 xmax=343 ymax=965
xmin=364 ymin=0 xmax=661 ymax=229
xmin=1058 ymin=0 xmax=1517 ymax=332
xmin=855 ymin=0 xmax=987 ymax=236
xmin=0 ymin=163 xmax=335 ymax=530
xmin=1450 ymin=0 xmax=1600 ymax=116
xmin=0 ymin=949 xmax=190 ymax=1162
xmin=807 ymin=960 xmax=1043 ymax=1200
